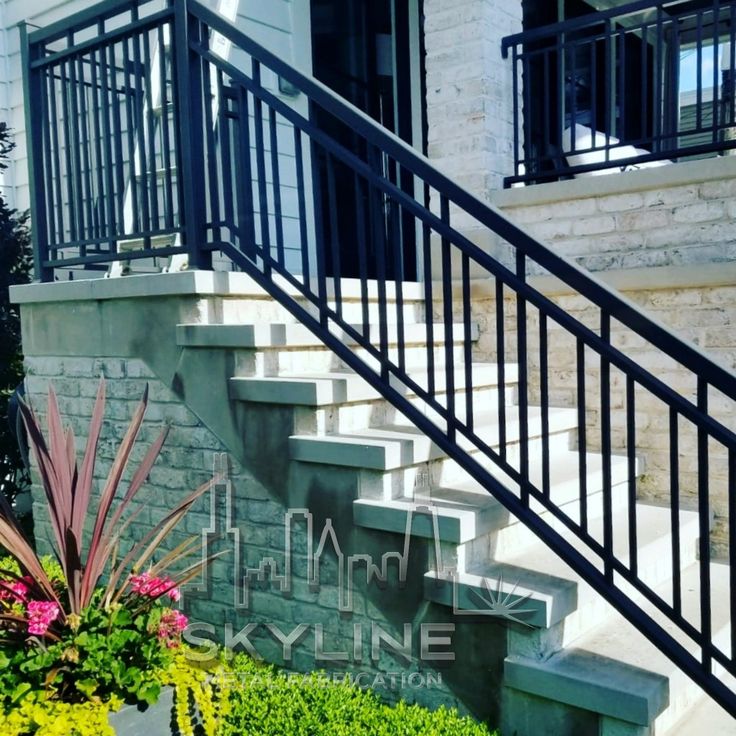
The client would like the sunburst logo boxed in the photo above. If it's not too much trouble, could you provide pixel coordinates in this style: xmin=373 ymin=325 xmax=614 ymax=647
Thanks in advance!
xmin=462 ymin=574 xmax=536 ymax=628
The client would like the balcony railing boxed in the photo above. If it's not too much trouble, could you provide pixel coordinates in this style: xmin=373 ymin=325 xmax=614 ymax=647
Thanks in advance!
xmin=502 ymin=0 xmax=736 ymax=187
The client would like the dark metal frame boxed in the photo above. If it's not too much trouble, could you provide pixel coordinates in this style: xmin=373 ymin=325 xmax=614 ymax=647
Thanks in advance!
xmin=22 ymin=0 xmax=736 ymax=717
xmin=503 ymin=0 xmax=736 ymax=186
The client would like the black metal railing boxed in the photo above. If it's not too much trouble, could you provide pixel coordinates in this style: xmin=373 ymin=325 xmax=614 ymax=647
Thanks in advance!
xmin=502 ymin=0 xmax=736 ymax=186
xmin=22 ymin=0 xmax=736 ymax=718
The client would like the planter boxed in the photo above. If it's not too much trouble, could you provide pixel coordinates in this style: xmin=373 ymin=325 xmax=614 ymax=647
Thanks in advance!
xmin=108 ymin=687 xmax=177 ymax=736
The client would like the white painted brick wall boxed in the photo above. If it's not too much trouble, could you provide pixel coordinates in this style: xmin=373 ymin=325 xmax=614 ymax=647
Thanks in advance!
xmin=424 ymin=0 xmax=522 ymax=197
xmin=497 ymin=171 xmax=736 ymax=273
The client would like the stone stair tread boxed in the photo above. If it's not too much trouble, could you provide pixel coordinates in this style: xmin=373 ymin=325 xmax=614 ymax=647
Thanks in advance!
xmin=667 ymin=688 xmax=736 ymax=734
xmin=289 ymin=406 xmax=578 ymax=470
xmin=503 ymin=561 xmax=732 ymax=727
xmin=354 ymin=450 xmax=631 ymax=544
xmin=177 ymin=321 xmax=477 ymax=348
xmin=425 ymin=502 xmax=700 ymax=629
xmin=229 ymin=362 xmax=519 ymax=405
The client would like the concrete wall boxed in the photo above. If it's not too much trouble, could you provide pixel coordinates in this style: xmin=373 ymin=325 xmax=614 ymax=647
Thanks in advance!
xmin=12 ymin=272 xmax=507 ymax=726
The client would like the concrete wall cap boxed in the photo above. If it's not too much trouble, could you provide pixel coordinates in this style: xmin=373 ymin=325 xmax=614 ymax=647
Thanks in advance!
xmin=493 ymin=156 xmax=736 ymax=208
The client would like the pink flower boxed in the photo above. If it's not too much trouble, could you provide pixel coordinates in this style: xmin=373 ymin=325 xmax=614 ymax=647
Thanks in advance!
xmin=157 ymin=609 xmax=188 ymax=648
xmin=26 ymin=600 xmax=60 ymax=636
xmin=130 ymin=572 xmax=180 ymax=601
xmin=0 ymin=577 xmax=33 ymax=603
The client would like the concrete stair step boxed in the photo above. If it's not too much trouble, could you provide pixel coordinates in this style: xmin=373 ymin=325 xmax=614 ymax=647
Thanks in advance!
xmin=425 ymin=503 xmax=700 ymax=638
xmin=228 ymin=363 xmax=519 ymax=406
xmin=665 ymin=687 xmax=736 ymax=735
xmin=353 ymin=450 xmax=631 ymax=546
xmin=176 ymin=321 xmax=477 ymax=349
xmin=502 ymin=561 xmax=730 ymax=731
xmin=288 ymin=405 xmax=578 ymax=471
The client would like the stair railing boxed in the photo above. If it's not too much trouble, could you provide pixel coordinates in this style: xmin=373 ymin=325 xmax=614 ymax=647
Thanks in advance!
xmin=22 ymin=0 xmax=736 ymax=717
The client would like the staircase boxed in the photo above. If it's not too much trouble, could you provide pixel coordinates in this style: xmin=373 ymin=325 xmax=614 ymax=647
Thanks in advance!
xmin=175 ymin=279 xmax=734 ymax=734
xmin=22 ymin=0 xmax=736 ymax=730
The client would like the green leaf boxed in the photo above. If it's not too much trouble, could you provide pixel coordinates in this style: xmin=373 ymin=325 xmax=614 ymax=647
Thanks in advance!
xmin=75 ymin=678 xmax=99 ymax=698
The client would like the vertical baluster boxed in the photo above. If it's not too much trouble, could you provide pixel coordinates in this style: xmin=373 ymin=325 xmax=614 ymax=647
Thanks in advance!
xmin=512 ymin=46 xmax=521 ymax=179
xmin=496 ymin=278 xmax=507 ymax=462
xmin=268 ymin=108 xmax=285 ymax=269
xmin=654 ymin=8 xmax=663 ymax=151
xmin=670 ymin=407 xmax=682 ymax=615
xmin=252 ymin=63 xmax=271 ymax=273
xmin=601 ymin=314 xmax=613 ymax=582
xmin=697 ymin=379 xmax=712 ymax=671
xmin=591 ymin=35 xmax=598 ymax=143
xmin=143 ymin=28 xmax=160 ymax=234
xmin=109 ymin=41 xmax=126 ymax=240
xmin=730 ymin=4 xmax=736 ymax=131
xmin=68 ymin=51 xmax=86 ymax=247
xmin=626 ymin=375 xmax=638 ymax=576
xmin=543 ymin=50 xmax=550 ymax=167
xmin=122 ymin=37 xmax=140 ymax=233
xmin=577 ymin=338 xmax=588 ymax=533
xmin=422 ymin=184 xmax=435 ymax=398
xmin=325 ymin=152 xmax=342 ymax=317
xmin=540 ymin=313 xmax=550 ymax=498
xmin=390 ymin=195 xmax=406 ymax=373
xmin=131 ymin=30 xmax=150 ymax=242
xmin=696 ymin=13 xmax=704 ymax=132
xmin=59 ymin=57 xmax=77 ymax=244
xmin=235 ymin=85 xmax=256 ymax=258
xmin=641 ymin=24 xmax=649 ymax=144
xmin=522 ymin=49 xmax=533 ymax=174
xmin=369 ymin=146 xmax=389 ymax=378
xmin=78 ymin=52 xmax=95 ymax=242
xmin=41 ymin=66 xmax=56 ymax=247
xmin=440 ymin=195 xmax=455 ymax=442
xmin=294 ymin=127 xmax=310 ymax=283
xmin=158 ymin=24 xmax=174 ymax=231
xmin=218 ymin=74 xmax=234 ymax=237
xmin=47 ymin=63 xmax=64 ymax=244
xmin=202 ymin=56 xmax=220 ymax=242
xmin=729 ymin=448 xmax=736 ymax=661
xmin=98 ymin=25 xmax=117 ymax=250
xmin=353 ymin=171 xmax=369 ymax=339
xmin=712 ymin=1 xmax=720 ymax=145
xmin=89 ymin=45 xmax=106 ymax=244
xmin=71 ymin=50 xmax=91 ymax=249
xmin=516 ymin=251 xmax=529 ymax=502
xmin=310 ymin=141 xmax=328 ymax=324
xmin=618 ymin=28 xmax=626 ymax=142
xmin=462 ymin=252 xmax=473 ymax=433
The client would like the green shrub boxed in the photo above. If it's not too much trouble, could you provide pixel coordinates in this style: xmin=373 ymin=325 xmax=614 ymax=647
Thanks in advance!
xmin=216 ymin=654 xmax=495 ymax=736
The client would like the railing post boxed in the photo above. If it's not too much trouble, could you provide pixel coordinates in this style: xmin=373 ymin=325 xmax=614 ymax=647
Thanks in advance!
xmin=173 ymin=0 xmax=211 ymax=270
xmin=20 ymin=23 xmax=52 ymax=283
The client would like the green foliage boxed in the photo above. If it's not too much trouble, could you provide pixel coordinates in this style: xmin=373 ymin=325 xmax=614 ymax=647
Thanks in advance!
xmin=0 ymin=122 xmax=33 ymax=514
xmin=217 ymin=654 xmax=496 ymax=736
xmin=0 ymin=691 xmax=118 ymax=736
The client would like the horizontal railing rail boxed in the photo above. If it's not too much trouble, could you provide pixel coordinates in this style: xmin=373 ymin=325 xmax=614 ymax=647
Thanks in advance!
xmin=502 ymin=0 xmax=736 ymax=186
xmin=22 ymin=0 xmax=736 ymax=717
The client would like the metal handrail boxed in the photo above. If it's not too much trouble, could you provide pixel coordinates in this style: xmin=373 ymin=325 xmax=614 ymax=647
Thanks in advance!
xmin=22 ymin=0 xmax=736 ymax=718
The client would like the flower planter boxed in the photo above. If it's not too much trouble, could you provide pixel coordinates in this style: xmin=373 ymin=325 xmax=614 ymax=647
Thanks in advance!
xmin=108 ymin=687 xmax=176 ymax=736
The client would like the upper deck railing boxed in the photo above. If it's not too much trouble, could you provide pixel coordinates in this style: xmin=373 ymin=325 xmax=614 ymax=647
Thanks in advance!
xmin=21 ymin=0 xmax=736 ymax=719
xmin=502 ymin=0 xmax=736 ymax=186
